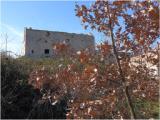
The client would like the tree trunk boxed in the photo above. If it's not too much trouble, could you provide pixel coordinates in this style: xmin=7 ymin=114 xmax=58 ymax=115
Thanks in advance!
xmin=109 ymin=23 xmax=136 ymax=119
xmin=107 ymin=6 xmax=136 ymax=118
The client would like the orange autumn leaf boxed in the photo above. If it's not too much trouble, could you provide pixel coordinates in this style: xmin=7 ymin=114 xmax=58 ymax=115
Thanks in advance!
xmin=97 ymin=42 xmax=112 ymax=56
xmin=77 ymin=10 xmax=83 ymax=16
xmin=77 ymin=51 xmax=89 ymax=63
xmin=84 ymin=65 xmax=98 ymax=76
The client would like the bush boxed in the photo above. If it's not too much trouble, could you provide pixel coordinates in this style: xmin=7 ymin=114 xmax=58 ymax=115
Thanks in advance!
xmin=1 ymin=54 xmax=69 ymax=119
xmin=1 ymin=55 xmax=41 ymax=119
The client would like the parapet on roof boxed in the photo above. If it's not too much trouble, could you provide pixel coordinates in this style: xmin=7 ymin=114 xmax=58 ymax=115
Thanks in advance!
xmin=25 ymin=27 xmax=94 ymax=37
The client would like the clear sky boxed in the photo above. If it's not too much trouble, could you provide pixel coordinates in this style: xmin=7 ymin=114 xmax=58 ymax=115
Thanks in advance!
xmin=1 ymin=0 xmax=106 ymax=56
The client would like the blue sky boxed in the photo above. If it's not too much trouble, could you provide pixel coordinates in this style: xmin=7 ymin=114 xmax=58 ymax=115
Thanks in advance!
xmin=1 ymin=1 xmax=106 ymax=55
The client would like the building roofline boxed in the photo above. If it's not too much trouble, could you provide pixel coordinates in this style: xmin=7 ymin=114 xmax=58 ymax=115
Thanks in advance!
xmin=25 ymin=27 xmax=94 ymax=37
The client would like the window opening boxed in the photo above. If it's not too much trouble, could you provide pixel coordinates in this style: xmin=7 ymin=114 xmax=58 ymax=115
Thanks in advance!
xmin=44 ymin=49 xmax=49 ymax=54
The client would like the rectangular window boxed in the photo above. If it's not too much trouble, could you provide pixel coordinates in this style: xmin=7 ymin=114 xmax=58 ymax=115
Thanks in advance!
xmin=65 ymin=39 xmax=70 ymax=43
xmin=31 ymin=50 xmax=34 ymax=54
xmin=44 ymin=49 xmax=49 ymax=54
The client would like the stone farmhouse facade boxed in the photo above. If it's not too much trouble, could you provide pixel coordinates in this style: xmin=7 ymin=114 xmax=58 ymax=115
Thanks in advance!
xmin=24 ymin=28 xmax=95 ymax=58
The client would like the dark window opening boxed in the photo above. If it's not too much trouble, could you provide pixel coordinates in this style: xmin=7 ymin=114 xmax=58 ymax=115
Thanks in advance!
xmin=44 ymin=49 xmax=49 ymax=54
xmin=65 ymin=39 xmax=70 ymax=43
xmin=31 ymin=50 xmax=34 ymax=54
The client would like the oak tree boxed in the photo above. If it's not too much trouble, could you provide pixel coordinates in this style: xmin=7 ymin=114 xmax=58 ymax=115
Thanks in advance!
xmin=75 ymin=0 xmax=159 ymax=119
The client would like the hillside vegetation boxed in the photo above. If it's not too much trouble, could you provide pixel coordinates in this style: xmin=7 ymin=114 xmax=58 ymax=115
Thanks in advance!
xmin=1 ymin=50 xmax=159 ymax=119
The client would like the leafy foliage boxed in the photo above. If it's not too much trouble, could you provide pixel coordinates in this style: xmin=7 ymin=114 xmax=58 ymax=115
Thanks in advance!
xmin=28 ymin=43 xmax=159 ymax=119
xmin=1 ymin=0 xmax=159 ymax=119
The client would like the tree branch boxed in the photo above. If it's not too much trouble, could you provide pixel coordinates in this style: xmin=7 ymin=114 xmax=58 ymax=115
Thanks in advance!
xmin=106 ymin=3 xmax=136 ymax=119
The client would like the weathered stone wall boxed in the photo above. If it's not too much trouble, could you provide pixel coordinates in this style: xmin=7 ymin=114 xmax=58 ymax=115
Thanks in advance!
xmin=24 ymin=28 xmax=95 ymax=58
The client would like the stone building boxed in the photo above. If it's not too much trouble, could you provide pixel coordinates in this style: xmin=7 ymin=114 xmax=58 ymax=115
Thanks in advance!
xmin=24 ymin=28 xmax=95 ymax=58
